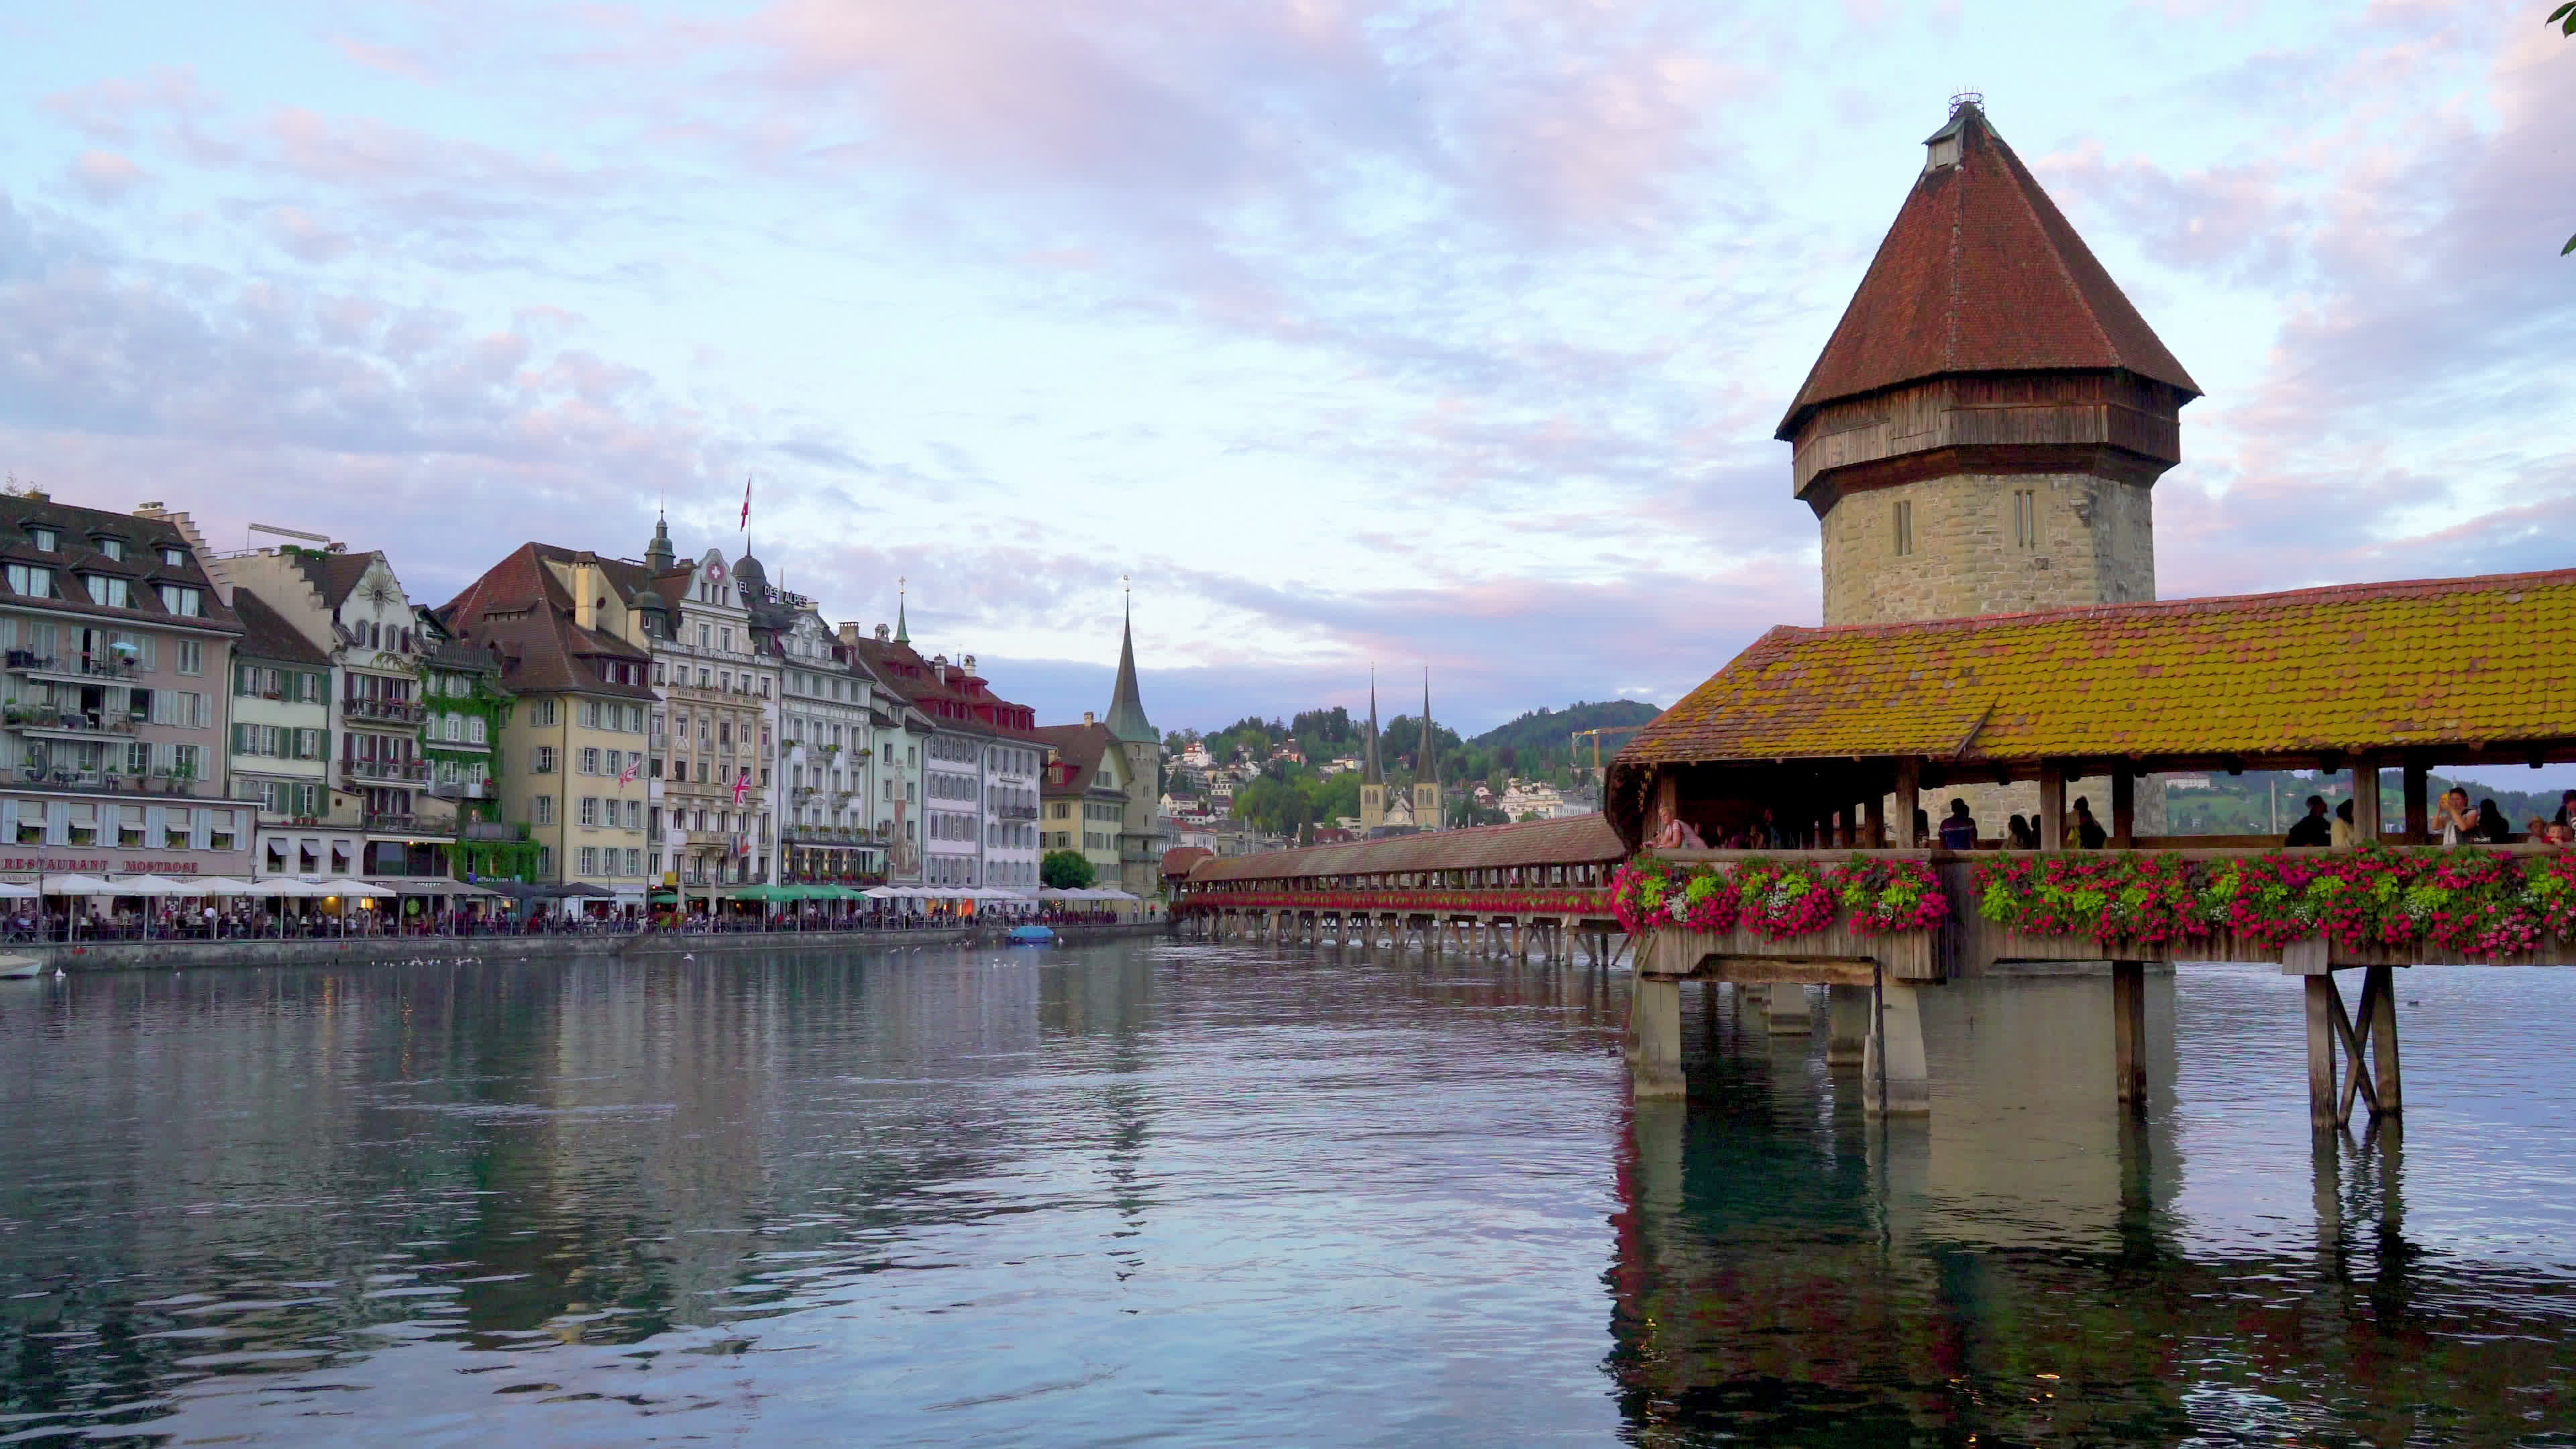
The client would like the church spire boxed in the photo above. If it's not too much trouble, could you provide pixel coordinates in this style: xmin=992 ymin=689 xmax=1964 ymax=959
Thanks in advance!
xmin=1362 ymin=669 xmax=1382 ymax=786
xmin=894 ymin=576 xmax=909 ymax=645
xmin=1104 ymin=578 xmax=1156 ymax=744
xmin=1420 ymin=667 xmax=1436 ymax=826
xmin=644 ymin=510 xmax=674 ymax=573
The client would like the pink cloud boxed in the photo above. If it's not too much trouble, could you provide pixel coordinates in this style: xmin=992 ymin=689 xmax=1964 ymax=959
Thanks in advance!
xmin=65 ymin=150 xmax=148 ymax=202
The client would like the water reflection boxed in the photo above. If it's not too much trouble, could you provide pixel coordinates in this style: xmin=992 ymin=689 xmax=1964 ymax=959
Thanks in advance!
xmin=1614 ymin=968 xmax=2576 ymax=1444
xmin=0 ymin=949 xmax=2567 ymax=1443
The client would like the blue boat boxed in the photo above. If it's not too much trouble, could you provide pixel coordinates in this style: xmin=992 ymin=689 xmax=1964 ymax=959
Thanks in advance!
xmin=1004 ymin=924 xmax=1057 ymax=947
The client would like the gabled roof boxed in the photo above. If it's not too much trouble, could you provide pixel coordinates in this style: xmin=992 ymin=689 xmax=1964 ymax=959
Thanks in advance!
xmin=1032 ymin=722 xmax=1120 ymax=796
xmin=438 ymin=543 xmax=655 ymax=700
xmin=1621 ymin=568 xmax=2576 ymax=769
xmin=1777 ymin=102 xmax=2199 ymax=439
xmin=230 ymin=587 xmax=329 ymax=667
xmin=849 ymin=635 xmax=1042 ymax=739
xmin=0 ymin=493 xmax=240 ymax=635
xmin=286 ymin=549 xmax=380 ymax=610
xmin=1187 ymin=813 xmax=1623 ymax=882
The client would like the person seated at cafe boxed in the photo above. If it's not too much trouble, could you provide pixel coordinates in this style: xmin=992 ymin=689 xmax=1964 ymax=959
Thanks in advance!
xmin=1937 ymin=798 xmax=1978 ymax=850
xmin=2071 ymin=796 xmax=2108 ymax=850
xmin=2331 ymin=798 xmax=2357 ymax=847
xmin=2286 ymin=794 xmax=2332 ymax=847
xmin=2006 ymin=814 xmax=2037 ymax=850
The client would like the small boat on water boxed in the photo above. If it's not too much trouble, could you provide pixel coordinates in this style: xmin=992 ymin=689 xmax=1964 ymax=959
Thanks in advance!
xmin=0 ymin=955 xmax=44 ymax=979
xmin=1004 ymin=924 xmax=1057 ymax=947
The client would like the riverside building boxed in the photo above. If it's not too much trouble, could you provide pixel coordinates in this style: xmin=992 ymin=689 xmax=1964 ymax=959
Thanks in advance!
xmin=0 ymin=496 xmax=249 ymax=879
xmin=848 ymin=603 xmax=1041 ymax=892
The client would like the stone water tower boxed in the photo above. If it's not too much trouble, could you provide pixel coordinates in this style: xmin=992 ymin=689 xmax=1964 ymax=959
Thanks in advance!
xmin=1781 ymin=97 xmax=2200 ymax=628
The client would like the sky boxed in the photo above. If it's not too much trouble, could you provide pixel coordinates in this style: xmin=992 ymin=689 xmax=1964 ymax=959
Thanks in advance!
xmin=0 ymin=1 xmax=2571 ymax=741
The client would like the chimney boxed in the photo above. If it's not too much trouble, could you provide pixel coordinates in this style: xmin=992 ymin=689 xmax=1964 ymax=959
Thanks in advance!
xmin=961 ymin=653 xmax=975 ymax=674
xmin=1084 ymin=711 xmax=1095 ymax=726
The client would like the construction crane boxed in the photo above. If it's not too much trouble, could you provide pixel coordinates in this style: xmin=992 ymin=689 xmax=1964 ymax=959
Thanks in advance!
xmin=1568 ymin=724 xmax=1649 ymax=796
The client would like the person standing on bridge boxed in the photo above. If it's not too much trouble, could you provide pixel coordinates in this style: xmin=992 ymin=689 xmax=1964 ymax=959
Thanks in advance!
xmin=2072 ymin=796 xmax=2108 ymax=850
xmin=1937 ymin=799 xmax=1978 ymax=850
xmin=2286 ymin=795 xmax=2332 ymax=847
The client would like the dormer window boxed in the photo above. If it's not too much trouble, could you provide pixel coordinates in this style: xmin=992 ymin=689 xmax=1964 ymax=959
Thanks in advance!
xmin=96 ymin=538 xmax=125 ymax=561
xmin=156 ymin=583 xmax=205 ymax=617
xmin=160 ymin=545 xmax=186 ymax=567
xmin=5 ymin=564 xmax=55 ymax=598
xmin=84 ymin=575 xmax=131 ymax=608
xmin=27 ymin=527 xmax=56 ymax=553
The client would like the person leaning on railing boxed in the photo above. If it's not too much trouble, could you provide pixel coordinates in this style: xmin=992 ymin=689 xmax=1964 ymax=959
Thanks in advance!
xmin=2286 ymin=795 xmax=2332 ymax=848
xmin=2526 ymin=789 xmax=2576 ymax=845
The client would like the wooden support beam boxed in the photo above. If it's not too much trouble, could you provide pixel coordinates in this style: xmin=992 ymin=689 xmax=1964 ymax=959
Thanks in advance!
xmin=2305 ymin=975 xmax=2339 ymax=1131
xmin=2111 ymin=766 xmax=2137 ymax=849
xmin=2367 ymin=963 xmax=2402 ymax=1116
xmin=1865 ymin=792 xmax=1887 ymax=849
xmin=2039 ymin=767 xmax=2068 ymax=851
xmin=1894 ymin=756 xmax=1922 ymax=847
xmin=2112 ymin=960 xmax=2147 ymax=1108
xmin=2353 ymin=757 xmax=2383 ymax=842
xmin=2404 ymin=756 xmax=2430 ymax=845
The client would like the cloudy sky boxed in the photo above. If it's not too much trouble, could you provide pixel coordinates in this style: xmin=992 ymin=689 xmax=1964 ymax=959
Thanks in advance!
xmin=1 ymin=1 xmax=2570 ymax=737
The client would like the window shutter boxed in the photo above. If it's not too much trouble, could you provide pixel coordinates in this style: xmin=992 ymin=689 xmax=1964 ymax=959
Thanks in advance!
xmin=44 ymin=802 xmax=66 ymax=846
xmin=0 ymin=801 xmax=17 ymax=843
xmin=144 ymin=806 xmax=165 ymax=846
xmin=191 ymin=810 xmax=211 ymax=851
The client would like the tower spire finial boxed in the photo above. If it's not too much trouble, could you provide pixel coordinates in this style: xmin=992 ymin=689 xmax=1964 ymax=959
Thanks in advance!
xmin=1105 ymin=576 xmax=1155 ymax=745
xmin=895 ymin=576 xmax=909 ymax=645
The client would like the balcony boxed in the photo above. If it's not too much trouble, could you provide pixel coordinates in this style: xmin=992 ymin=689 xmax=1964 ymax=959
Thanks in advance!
xmin=996 ymin=803 xmax=1038 ymax=821
xmin=429 ymin=779 xmax=493 ymax=800
xmin=11 ymin=708 xmax=141 ymax=739
xmin=343 ymin=697 xmax=425 ymax=725
xmin=364 ymin=813 xmax=425 ymax=835
xmin=462 ymin=820 xmax=525 ymax=843
xmin=343 ymin=758 xmax=430 ymax=784
xmin=7 ymin=652 xmax=139 ymax=682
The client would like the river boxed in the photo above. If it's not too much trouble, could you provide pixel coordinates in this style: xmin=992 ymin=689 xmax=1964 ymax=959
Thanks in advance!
xmin=0 ymin=940 xmax=2566 ymax=1444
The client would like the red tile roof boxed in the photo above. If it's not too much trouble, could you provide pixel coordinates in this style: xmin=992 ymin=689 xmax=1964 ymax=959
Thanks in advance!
xmin=1778 ymin=103 xmax=2200 ymax=439
xmin=1621 ymin=568 xmax=2576 ymax=769
xmin=850 ymin=636 xmax=1041 ymax=739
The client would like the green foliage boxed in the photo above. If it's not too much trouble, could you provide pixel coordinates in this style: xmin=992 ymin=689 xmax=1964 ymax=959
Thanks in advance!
xmin=1232 ymin=775 xmax=1314 ymax=837
xmin=1040 ymin=849 xmax=1096 ymax=890
xmin=1468 ymin=699 xmax=1661 ymax=759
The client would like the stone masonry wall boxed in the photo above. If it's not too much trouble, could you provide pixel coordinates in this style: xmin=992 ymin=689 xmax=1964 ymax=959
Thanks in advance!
xmin=1819 ymin=472 xmax=2157 ymax=627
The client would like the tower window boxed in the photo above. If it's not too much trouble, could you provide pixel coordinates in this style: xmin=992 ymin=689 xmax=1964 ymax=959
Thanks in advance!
xmin=2012 ymin=489 xmax=2039 ymax=549
xmin=1892 ymin=500 xmax=1915 ymax=557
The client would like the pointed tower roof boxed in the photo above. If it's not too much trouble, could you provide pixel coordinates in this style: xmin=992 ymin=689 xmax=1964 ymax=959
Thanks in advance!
xmin=1419 ymin=668 xmax=1436 ymax=828
xmin=894 ymin=577 xmax=910 ymax=645
xmin=1363 ymin=669 xmax=1383 ymax=786
xmin=644 ymin=511 xmax=674 ymax=574
xmin=1776 ymin=99 xmax=2200 ymax=441
xmin=1104 ymin=588 xmax=1156 ymax=745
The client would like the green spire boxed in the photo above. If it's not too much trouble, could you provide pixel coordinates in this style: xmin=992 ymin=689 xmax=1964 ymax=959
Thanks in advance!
xmin=1104 ymin=580 xmax=1157 ymax=745
xmin=895 ymin=576 xmax=909 ymax=645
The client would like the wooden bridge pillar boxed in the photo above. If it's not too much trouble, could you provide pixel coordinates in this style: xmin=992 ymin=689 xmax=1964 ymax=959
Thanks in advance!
xmin=2302 ymin=964 xmax=2402 ymax=1130
xmin=2112 ymin=960 xmax=2147 ymax=1108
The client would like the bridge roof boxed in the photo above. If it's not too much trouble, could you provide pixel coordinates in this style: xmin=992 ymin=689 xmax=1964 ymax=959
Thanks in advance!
xmin=1622 ymin=568 xmax=2576 ymax=769
xmin=1186 ymin=814 xmax=1624 ymax=883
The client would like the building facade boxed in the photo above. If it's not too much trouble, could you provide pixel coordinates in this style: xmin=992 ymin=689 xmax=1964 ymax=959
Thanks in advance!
xmin=849 ymin=609 xmax=1041 ymax=892
xmin=0 ymin=496 xmax=250 ymax=879
xmin=439 ymin=546 xmax=659 ymax=897
xmin=1034 ymin=716 xmax=1135 ymax=906
xmin=225 ymin=588 xmax=335 ymax=878
xmin=776 ymin=606 xmax=886 ymax=884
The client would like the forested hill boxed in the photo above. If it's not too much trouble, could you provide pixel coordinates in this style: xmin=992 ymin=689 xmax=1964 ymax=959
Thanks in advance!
xmin=1468 ymin=700 xmax=1663 ymax=755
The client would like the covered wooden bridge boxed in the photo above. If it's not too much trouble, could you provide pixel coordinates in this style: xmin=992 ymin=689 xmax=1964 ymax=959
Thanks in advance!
xmin=1173 ymin=814 xmax=1630 ymax=964
xmin=1609 ymin=568 xmax=2576 ymax=1124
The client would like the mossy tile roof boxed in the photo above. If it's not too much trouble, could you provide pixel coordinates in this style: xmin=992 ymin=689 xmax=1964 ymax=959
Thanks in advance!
xmin=1623 ymin=570 xmax=2576 ymax=767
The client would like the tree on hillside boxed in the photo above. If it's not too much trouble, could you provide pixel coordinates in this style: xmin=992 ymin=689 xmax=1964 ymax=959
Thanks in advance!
xmin=1041 ymin=850 xmax=1095 ymax=890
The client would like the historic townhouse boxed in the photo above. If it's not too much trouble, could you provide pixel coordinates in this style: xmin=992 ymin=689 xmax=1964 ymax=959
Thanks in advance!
xmin=0 ymin=496 xmax=249 ymax=878
xmin=216 ymin=547 xmax=451 ymax=875
xmin=838 ymin=621 xmax=932 ymax=886
xmin=225 ymin=588 xmax=335 ymax=877
xmin=847 ymin=605 xmax=1042 ymax=892
xmin=1032 ymin=717 xmax=1136 ymax=902
xmin=776 ymin=606 xmax=888 ymax=885
xmin=649 ymin=546 xmax=781 ymax=893
xmin=439 ymin=547 xmax=658 ymax=898
xmin=415 ymin=610 xmax=526 ymax=881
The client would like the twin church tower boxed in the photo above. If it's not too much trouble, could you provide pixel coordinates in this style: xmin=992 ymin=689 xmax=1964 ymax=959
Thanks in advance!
xmin=1787 ymin=98 xmax=2198 ymax=627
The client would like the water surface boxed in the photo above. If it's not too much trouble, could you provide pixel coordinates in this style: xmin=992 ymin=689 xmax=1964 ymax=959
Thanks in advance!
xmin=0 ymin=942 xmax=2564 ymax=1444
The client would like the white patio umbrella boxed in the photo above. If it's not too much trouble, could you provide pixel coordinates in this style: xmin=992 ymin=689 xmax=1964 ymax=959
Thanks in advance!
xmin=39 ymin=874 xmax=115 ymax=896
xmin=0 ymin=882 xmax=38 ymax=900
xmin=184 ymin=877 xmax=257 ymax=896
xmin=316 ymin=878 xmax=379 ymax=897
xmin=114 ymin=876 xmax=202 ymax=896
